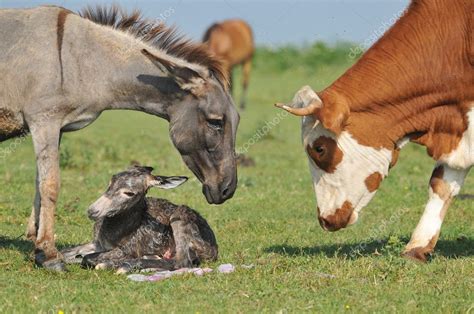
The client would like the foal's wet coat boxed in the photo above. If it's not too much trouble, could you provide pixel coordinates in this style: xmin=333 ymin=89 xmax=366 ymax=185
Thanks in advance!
xmin=62 ymin=166 xmax=218 ymax=273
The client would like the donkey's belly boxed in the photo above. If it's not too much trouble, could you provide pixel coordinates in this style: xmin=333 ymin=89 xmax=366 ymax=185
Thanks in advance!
xmin=61 ymin=111 xmax=101 ymax=132
xmin=0 ymin=108 xmax=27 ymax=142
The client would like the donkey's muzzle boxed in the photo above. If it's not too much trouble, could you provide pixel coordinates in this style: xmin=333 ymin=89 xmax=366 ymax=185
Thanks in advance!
xmin=203 ymin=178 xmax=236 ymax=204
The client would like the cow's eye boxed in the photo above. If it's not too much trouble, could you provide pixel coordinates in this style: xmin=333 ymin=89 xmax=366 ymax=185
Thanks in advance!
xmin=314 ymin=145 xmax=325 ymax=154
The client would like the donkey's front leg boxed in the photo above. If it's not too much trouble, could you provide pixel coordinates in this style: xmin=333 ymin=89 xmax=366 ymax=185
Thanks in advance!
xmin=30 ymin=125 xmax=65 ymax=271
xmin=26 ymin=169 xmax=40 ymax=242
xmin=402 ymin=164 xmax=468 ymax=262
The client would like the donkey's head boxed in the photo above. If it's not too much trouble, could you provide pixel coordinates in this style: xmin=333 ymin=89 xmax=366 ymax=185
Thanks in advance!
xmin=276 ymin=86 xmax=393 ymax=231
xmin=141 ymin=49 xmax=239 ymax=205
xmin=87 ymin=166 xmax=187 ymax=220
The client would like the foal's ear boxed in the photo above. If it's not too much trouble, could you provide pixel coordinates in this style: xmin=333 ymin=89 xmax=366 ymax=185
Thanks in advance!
xmin=141 ymin=49 xmax=206 ymax=94
xmin=148 ymin=175 xmax=188 ymax=189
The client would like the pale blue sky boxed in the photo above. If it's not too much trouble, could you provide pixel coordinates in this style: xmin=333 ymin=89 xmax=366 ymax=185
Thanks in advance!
xmin=0 ymin=0 xmax=410 ymax=45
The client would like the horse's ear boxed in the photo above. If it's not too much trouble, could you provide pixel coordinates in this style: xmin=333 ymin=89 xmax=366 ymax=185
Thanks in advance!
xmin=141 ymin=49 xmax=205 ymax=94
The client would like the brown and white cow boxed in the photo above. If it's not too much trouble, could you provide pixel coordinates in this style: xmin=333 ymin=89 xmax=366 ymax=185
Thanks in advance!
xmin=276 ymin=0 xmax=473 ymax=262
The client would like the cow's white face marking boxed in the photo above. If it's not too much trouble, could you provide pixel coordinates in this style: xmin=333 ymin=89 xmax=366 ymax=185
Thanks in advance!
xmin=302 ymin=115 xmax=393 ymax=231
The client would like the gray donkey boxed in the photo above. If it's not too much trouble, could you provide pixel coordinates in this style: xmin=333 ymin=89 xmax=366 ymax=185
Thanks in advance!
xmin=61 ymin=166 xmax=218 ymax=273
xmin=0 ymin=5 xmax=239 ymax=270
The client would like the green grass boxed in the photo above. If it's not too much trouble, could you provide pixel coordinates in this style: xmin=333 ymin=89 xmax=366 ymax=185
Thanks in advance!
xmin=1 ymin=44 xmax=473 ymax=313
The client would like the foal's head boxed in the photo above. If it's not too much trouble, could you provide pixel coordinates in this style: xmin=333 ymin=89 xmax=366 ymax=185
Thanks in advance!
xmin=87 ymin=166 xmax=187 ymax=220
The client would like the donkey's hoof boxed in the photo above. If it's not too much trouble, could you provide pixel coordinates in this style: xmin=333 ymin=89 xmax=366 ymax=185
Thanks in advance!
xmin=401 ymin=249 xmax=427 ymax=263
xmin=42 ymin=259 xmax=68 ymax=272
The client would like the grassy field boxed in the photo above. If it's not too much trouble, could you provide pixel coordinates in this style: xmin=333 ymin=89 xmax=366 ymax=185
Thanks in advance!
xmin=0 ymin=44 xmax=473 ymax=313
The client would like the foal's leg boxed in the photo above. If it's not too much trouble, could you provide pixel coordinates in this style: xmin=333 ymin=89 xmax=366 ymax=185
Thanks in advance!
xmin=116 ymin=258 xmax=175 ymax=274
xmin=170 ymin=206 xmax=217 ymax=268
xmin=240 ymin=58 xmax=252 ymax=109
xmin=402 ymin=164 xmax=469 ymax=262
xmin=61 ymin=242 xmax=99 ymax=264
xmin=30 ymin=125 xmax=65 ymax=271
xmin=81 ymin=248 xmax=127 ymax=269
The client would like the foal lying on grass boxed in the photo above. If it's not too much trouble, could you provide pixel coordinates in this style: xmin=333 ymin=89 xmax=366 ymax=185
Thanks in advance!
xmin=61 ymin=166 xmax=218 ymax=273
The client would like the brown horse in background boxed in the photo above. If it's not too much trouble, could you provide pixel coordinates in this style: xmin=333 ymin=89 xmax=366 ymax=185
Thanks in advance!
xmin=203 ymin=19 xmax=254 ymax=109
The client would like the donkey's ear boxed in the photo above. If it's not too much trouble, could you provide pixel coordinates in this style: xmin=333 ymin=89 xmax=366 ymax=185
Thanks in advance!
xmin=148 ymin=175 xmax=188 ymax=189
xmin=141 ymin=49 xmax=205 ymax=94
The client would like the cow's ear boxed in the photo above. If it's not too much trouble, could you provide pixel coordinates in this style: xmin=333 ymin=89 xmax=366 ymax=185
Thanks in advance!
xmin=315 ymin=98 xmax=349 ymax=135
xmin=141 ymin=49 xmax=206 ymax=95
xmin=275 ymin=85 xmax=349 ymax=135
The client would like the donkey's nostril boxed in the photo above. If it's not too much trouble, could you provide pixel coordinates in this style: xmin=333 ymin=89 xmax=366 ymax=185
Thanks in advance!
xmin=222 ymin=187 xmax=230 ymax=198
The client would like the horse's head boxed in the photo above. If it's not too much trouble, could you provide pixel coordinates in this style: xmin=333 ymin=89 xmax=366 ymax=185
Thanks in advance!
xmin=142 ymin=49 xmax=239 ymax=204
xmin=276 ymin=86 xmax=394 ymax=231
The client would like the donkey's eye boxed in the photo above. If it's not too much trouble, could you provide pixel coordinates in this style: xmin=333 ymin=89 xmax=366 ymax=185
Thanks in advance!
xmin=207 ymin=119 xmax=223 ymax=131
xmin=314 ymin=145 xmax=325 ymax=154
xmin=123 ymin=191 xmax=136 ymax=197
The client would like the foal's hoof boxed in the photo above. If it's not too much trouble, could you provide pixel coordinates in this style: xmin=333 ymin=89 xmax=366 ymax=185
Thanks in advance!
xmin=42 ymin=259 xmax=68 ymax=272
xmin=401 ymin=249 xmax=428 ymax=263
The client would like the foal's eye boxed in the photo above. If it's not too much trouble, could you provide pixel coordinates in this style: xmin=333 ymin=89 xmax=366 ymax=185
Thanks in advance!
xmin=123 ymin=191 xmax=136 ymax=197
xmin=207 ymin=119 xmax=223 ymax=131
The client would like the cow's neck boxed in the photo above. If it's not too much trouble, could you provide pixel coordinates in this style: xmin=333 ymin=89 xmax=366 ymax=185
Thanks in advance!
xmin=320 ymin=0 xmax=472 ymax=159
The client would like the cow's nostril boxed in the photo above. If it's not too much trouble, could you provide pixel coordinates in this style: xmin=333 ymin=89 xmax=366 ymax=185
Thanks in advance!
xmin=318 ymin=216 xmax=328 ymax=229
xmin=318 ymin=216 xmax=334 ymax=231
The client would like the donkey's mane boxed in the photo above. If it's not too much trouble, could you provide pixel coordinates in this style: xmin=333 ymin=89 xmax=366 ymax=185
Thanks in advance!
xmin=79 ymin=5 xmax=228 ymax=87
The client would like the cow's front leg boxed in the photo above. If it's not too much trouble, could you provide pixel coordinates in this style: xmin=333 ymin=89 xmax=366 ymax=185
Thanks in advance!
xmin=402 ymin=164 xmax=468 ymax=262
xmin=30 ymin=125 xmax=65 ymax=271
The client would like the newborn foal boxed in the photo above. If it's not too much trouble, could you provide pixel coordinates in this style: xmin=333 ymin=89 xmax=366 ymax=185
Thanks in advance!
xmin=62 ymin=166 xmax=218 ymax=273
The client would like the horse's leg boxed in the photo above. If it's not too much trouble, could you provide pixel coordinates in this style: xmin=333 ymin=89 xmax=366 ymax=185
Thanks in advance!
xmin=30 ymin=125 xmax=65 ymax=271
xmin=240 ymin=58 xmax=252 ymax=109
xmin=26 ymin=169 xmax=40 ymax=241
xmin=402 ymin=164 xmax=468 ymax=262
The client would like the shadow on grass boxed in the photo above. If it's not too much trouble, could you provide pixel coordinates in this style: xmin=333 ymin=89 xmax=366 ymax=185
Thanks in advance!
xmin=265 ymin=237 xmax=474 ymax=260
xmin=0 ymin=235 xmax=34 ymax=261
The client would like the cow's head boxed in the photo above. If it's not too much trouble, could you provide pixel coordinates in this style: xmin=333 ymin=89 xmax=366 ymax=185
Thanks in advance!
xmin=276 ymin=86 xmax=393 ymax=231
